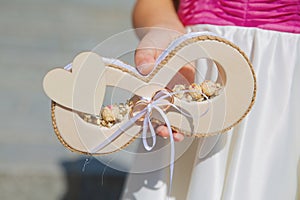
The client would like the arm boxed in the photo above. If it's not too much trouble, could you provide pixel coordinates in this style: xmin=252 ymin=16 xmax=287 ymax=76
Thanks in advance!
xmin=132 ymin=0 xmax=185 ymax=38
xmin=132 ymin=0 xmax=187 ymax=75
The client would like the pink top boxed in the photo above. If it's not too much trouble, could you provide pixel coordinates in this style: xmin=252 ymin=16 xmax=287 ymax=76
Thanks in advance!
xmin=178 ymin=0 xmax=300 ymax=33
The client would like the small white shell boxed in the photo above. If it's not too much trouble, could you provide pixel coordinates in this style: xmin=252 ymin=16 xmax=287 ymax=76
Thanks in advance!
xmin=201 ymin=80 xmax=221 ymax=97
xmin=189 ymin=83 xmax=204 ymax=101
xmin=185 ymin=94 xmax=193 ymax=102
xmin=101 ymin=106 xmax=115 ymax=122
xmin=172 ymin=84 xmax=186 ymax=99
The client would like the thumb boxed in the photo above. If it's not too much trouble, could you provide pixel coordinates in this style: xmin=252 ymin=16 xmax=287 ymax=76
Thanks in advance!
xmin=135 ymin=28 xmax=182 ymax=75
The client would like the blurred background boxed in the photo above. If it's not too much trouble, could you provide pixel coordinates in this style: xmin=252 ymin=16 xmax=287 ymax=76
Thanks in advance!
xmin=0 ymin=0 xmax=136 ymax=199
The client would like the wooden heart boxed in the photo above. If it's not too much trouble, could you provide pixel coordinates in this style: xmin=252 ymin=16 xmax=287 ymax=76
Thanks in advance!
xmin=43 ymin=52 xmax=106 ymax=115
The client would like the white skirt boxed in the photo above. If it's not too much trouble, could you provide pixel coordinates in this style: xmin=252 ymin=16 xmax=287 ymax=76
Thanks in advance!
xmin=121 ymin=24 xmax=300 ymax=200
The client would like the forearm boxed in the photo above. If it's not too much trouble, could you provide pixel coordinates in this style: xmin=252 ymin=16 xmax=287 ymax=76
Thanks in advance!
xmin=132 ymin=0 xmax=185 ymax=38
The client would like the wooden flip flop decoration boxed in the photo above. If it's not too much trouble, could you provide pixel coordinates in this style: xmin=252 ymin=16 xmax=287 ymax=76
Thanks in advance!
xmin=43 ymin=32 xmax=256 ymax=155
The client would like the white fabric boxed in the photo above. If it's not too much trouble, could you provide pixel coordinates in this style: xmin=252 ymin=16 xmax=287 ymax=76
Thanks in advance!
xmin=121 ymin=25 xmax=300 ymax=200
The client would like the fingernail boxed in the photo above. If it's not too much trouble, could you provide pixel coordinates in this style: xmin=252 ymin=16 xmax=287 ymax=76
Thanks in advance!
xmin=137 ymin=62 xmax=153 ymax=75
xmin=137 ymin=63 xmax=147 ymax=74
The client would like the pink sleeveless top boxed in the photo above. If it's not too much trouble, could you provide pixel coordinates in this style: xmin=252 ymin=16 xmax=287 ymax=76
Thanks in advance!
xmin=178 ymin=0 xmax=300 ymax=33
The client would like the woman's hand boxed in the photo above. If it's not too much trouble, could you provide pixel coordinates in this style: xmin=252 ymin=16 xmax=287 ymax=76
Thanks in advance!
xmin=135 ymin=28 xmax=195 ymax=142
xmin=132 ymin=0 xmax=195 ymax=142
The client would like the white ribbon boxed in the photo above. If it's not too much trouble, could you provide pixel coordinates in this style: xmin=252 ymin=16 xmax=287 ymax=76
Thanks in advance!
xmin=91 ymin=89 xmax=210 ymax=196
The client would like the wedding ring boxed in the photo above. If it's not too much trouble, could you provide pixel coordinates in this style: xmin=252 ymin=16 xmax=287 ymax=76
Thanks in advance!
xmin=129 ymin=99 xmax=150 ymax=122
xmin=151 ymin=88 xmax=174 ymax=111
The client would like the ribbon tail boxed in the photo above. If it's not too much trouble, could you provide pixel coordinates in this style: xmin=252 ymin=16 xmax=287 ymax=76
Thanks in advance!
xmin=142 ymin=109 xmax=158 ymax=151
xmin=153 ymin=105 xmax=175 ymax=197
xmin=148 ymin=116 xmax=157 ymax=149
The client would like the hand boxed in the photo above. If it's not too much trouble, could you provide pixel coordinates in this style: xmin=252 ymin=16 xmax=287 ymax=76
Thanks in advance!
xmin=135 ymin=28 xmax=195 ymax=142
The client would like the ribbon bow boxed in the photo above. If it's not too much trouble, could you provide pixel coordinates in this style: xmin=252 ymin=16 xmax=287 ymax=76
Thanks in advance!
xmin=130 ymin=89 xmax=181 ymax=151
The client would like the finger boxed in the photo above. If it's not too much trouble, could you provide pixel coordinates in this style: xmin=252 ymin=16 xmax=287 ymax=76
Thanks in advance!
xmin=178 ymin=64 xmax=196 ymax=84
xmin=156 ymin=125 xmax=184 ymax=142
xmin=173 ymin=132 xmax=184 ymax=142
xmin=167 ymin=64 xmax=196 ymax=89
xmin=135 ymin=29 xmax=168 ymax=75
xmin=156 ymin=125 xmax=168 ymax=137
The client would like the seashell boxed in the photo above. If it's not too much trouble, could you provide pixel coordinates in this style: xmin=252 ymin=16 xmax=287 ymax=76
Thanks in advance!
xmin=96 ymin=118 xmax=101 ymax=125
xmin=185 ymin=94 xmax=193 ymax=102
xmin=111 ymin=105 xmax=119 ymax=119
xmin=172 ymin=84 xmax=186 ymax=99
xmin=189 ymin=83 xmax=204 ymax=101
xmin=107 ymin=122 xmax=114 ymax=128
xmin=201 ymin=80 xmax=222 ymax=97
xmin=101 ymin=106 xmax=116 ymax=123
xmin=118 ymin=104 xmax=128 ymax=116
xmin=100 ymin=120 xmax=107 ymax=127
